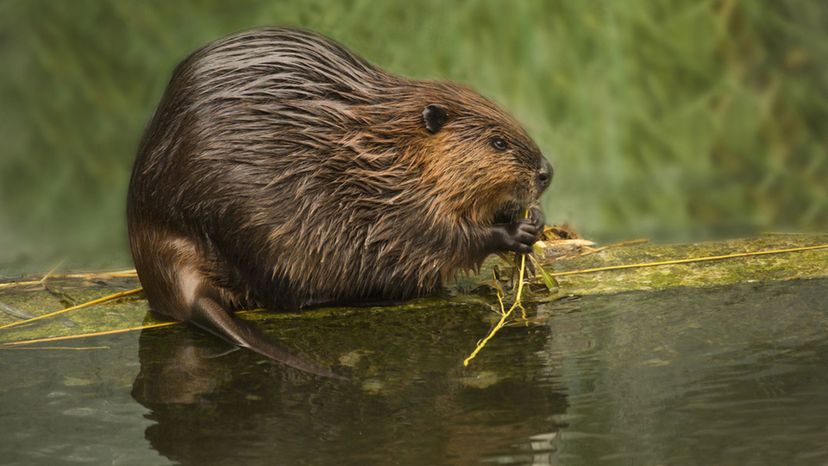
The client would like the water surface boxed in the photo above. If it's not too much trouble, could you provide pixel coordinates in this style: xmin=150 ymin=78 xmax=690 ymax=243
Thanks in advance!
xmin=1 ymin=279 xmax=827 ymax=465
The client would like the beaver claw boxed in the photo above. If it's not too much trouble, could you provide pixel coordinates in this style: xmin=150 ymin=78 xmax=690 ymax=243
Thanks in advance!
xmin=528 ymin=205 xmax=545 ymax=232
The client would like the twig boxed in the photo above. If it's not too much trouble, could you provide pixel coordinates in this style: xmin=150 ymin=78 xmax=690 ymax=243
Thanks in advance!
xmin=463 ymin=252 xmax=528 ymax=366
xmin=0 ymin=269 xmax=138 ymax=290
xmin=0 ymin=287 xmax=144 ymax=331
xmin=0 ymin=308 xmax=268 ymax=347
xmin=0 ymin=345 xmax=110 ymax=351
xmin=1 ymin=321 xmax=177 ymax=346
xmin=463 ymin=211 xmax=532 ymax=366
xmin=578 ymin=238 xmax=649 ymax=257
xmin=547 ymin=243 xmax=828 ymax=278
xmin=38 ymin=260 xmax=66 ymax=286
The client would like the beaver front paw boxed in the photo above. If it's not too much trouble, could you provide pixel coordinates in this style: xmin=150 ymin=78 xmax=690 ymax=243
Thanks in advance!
xmin=486 ymin=217 xmax=543 ymax=254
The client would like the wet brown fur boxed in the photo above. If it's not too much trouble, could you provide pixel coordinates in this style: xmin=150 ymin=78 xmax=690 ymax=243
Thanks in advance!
xmin=127 ymin=27 xmax=550 ymax=367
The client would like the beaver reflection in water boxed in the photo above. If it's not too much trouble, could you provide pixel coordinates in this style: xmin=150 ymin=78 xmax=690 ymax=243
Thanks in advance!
xmin=127 ymin=27 xmax=553 ymax=374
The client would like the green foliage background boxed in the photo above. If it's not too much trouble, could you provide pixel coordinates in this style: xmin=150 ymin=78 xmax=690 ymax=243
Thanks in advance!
xmin=0 ymin=0 xmax=826 ymax=269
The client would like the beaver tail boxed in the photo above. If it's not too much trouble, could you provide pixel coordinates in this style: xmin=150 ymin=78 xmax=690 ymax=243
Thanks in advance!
xmin=188 ymin=295 xmax=341 ymax=379
xmin=127 ymin=225 xmax=340 ymax=379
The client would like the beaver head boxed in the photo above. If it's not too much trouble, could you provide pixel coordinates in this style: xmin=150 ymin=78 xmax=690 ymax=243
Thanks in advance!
xmin=357 ymin=81 xmax=552 ymax=227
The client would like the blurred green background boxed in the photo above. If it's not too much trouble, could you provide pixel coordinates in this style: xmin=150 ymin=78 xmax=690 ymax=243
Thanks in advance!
xmin=0 ymin=0 xmax=826 ymax=270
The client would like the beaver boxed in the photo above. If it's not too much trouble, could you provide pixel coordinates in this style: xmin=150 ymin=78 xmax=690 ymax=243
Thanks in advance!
xmin=127 ymin=27 xmax=553 ymax=374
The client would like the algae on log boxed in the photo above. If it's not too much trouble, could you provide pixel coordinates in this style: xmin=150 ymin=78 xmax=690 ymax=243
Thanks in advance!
xmin=0 ymin=234 xmax=826 ymax=344
xmin=533 ymin=233 xmax=828 ymax=297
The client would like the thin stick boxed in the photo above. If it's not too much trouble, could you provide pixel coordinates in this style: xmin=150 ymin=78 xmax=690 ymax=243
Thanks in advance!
xmin=464 ymin=211 xmax=531 ymax=366
xmin=0 ymin=287 xmax=144 ymax=331
xmin=0 ymin=345 xmax=110 ymax=351
xmin=463 ymin=252 xmax=527 ymax=366
xmin=0 ymin=280 xmax=46 ymax=289
xmin=1 ymin=321 xmax=177 ymax=346
xmin=577 ymin=238 xmax=649 ymax=257
xmin=548 ymin=244 xmax=828 ymax=278
xmin=0 ymin=308 xmax=269 ymax=347
xmin=38 ymin=260 xmax=65 ymax=286
xmin=604 ymin=238 xmax=649 ymax=248
xmin=0 ymin=269 xmax=138 ymax=290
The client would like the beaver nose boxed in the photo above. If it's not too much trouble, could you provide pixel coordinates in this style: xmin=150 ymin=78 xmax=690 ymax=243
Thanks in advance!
xmin=537 ymin=157 xmax=553 ymax=192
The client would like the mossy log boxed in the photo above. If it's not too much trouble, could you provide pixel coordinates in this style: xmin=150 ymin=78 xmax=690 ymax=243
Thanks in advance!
xmin=0 ymin=233 xmax=826 ymax=345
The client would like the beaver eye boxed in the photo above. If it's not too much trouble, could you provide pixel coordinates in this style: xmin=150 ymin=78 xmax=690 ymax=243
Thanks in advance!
xmin=490 ymin=136 xmax=508 ymax=151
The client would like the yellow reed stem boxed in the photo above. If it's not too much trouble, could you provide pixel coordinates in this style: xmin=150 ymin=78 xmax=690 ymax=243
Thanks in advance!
xmin=1 ymin=321 xmax=177 ymax=346
xmin=38 ymin=260 xmax=65 ymax=285
xmin=463 ymin=211 xmax=531 ymax=366
xmin=548 ymin=244 xmax=828 ymax=278
xmin=0 ymin=269 xmax=138 ymax=290
xmin=0 ymin=308 xmax=269 ymax=347
xmin=0 ymin=287 xmax=144 ymax=330
xmin=0 ymin=345 xmax=110 ymax=351
xmin=463 ymin=252 xmax=527 ymax=366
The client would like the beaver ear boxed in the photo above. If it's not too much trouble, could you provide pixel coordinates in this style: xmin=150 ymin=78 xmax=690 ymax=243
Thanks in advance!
xmin=422 ymin=104 xmax=448 ymax=134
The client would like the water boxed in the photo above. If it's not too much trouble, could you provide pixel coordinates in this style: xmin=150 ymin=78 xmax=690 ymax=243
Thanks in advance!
xmin=1 ymin=279 xmax=827 ymax=465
